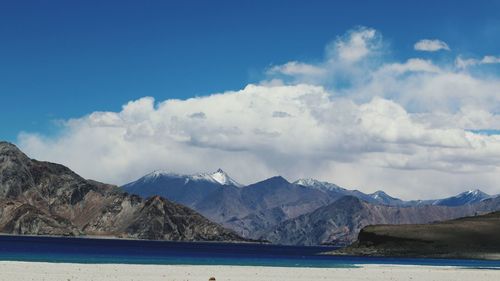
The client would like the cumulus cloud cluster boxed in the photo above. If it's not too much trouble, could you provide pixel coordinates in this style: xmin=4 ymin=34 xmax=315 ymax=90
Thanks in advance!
xmin=18 ymin=27 xmax=500 ymax=199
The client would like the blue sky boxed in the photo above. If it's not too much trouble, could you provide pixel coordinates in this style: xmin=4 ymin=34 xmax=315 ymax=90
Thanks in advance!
xmin=4 ymin=1 xmax=500 ymax=198
xmin=2 ymin=0 xmax=500 ymax=141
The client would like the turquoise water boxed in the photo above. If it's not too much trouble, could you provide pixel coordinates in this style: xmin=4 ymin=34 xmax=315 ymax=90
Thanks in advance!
xmin=0 ymin=235 xmax=499 ymax=269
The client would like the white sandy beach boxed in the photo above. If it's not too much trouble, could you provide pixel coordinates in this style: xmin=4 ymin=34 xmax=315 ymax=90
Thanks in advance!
xmin=0 ymin=261 xmax=498 ymax=281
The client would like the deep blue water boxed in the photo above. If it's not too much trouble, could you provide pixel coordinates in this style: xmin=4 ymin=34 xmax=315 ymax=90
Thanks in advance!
xmin=0 ymin=235 xmax=499 ymax=269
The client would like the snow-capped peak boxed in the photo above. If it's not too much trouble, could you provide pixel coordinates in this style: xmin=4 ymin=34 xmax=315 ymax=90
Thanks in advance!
xmin=294 ymin=178 xmax=322 ymax=187
xmin=206 ymin=168 xmax=243 ymax=187
xmin=370 ymin=190 xmax=390 ymax=199
xmin=143 ymin=170 xmax=183 ymax=181
xmin=465 ymin=189 xmax=484 ymax=196
xmin=294 ymin=178 xmax=345 ymax=192
xmin=457 ymin=189 xmax=490 ymax=199
xmin=139 ymin=169 xmax=242 ymax=187
xmin=367 ymin=190 xmax=403 ymax=205
xmin=431 ymin=189 xmax=491 ymax=206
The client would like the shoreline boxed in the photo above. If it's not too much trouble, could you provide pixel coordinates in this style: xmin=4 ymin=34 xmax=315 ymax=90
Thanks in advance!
xmin=0 ymin=233 xmax=270 ymax=244
xmin=0 ymin=261 xmax=499 ymax=281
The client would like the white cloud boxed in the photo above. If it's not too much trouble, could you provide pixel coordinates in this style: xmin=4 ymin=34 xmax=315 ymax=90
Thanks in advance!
xmin=378 ymin=58 xmax=442 ymax=74
xmin=414 ymin=39 xmax=450 ymax=52
xmin=456 ymin=55 xmax=500 ymax=69
xmin=17 ymin=27 xmax=500 ymax=199
xmin=268 ymin=61 xmax=326 ymax=77
xmin=269 ymin=26 xmax=382 ymax=87
xmin=332 ymin=27 xmax=380 ymax=62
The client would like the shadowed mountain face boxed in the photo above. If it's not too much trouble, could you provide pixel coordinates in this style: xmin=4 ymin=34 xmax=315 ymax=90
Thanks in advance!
xmin=338 ymin=209 xmax=500 ymax=260
xmin=261 ymin=196 xmax=481 ymax=246
xmin=0 ymin=142 xmax=244 ymax=242
xmin=124 ymin=174 xmax=338 ymax=238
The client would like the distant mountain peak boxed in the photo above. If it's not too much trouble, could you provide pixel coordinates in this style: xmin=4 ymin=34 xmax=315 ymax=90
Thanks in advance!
xmin=143 ymin=170 xmax=181 ymax=181
xmin=270 ymin=175 xmax=288 ymax=182
xmin=294 ymin=178 xmax=345 ymax=193
xmin=139 ymin=169 xmax=242 ymax=187
xmin=258 ymin=175 xmax=290 ymax=186
xmin=367 ymin=190 xmax=403 ymax=205
xmin=464 ymin=189 xmax=487 ymax=196
xmin=370 ymin=190 xmax=391 ymax=198
xmin=294 ymin=178 xmax=322 ymax=186
xmin=455 ymin=189 xmax=489 ymax=199
xmin=431 ymin=189 xmax=491 ymax=206
xmin=207 ymin=169 xmax=243 ymax=187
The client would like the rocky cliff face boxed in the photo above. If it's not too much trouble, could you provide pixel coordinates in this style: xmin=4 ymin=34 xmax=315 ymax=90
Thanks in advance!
xmin=0 ymin=141 xmax=244 ymax=242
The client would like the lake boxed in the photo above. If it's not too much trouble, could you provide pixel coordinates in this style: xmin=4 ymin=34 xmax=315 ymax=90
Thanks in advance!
xmin=0 ymin=235 xmax=499 ymax=269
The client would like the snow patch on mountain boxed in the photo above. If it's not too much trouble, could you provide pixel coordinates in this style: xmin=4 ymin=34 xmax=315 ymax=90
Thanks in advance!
xmin=294 ymin=178 xmax=346 ymax=192
xmin=140 ymin=168 xmax=242 ymax=187
xmin=431 ymin=189 xmax=492 ymax=206
xmin=203 ymin=168 xmax=243 ymax=187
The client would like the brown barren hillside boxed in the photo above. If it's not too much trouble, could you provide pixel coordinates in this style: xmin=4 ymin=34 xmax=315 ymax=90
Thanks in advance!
xmin=0 ymin=141 xmax=245 ymax=242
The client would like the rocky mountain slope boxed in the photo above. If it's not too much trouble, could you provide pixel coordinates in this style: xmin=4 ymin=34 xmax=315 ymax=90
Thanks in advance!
xmin=338 ymin=209 xmax=500 ymax=260
xmin=261 ymin=196 xmax=480 ymax=246
xmin=124 ymin=174 xmax=337 ymax=238
xmin=0 ymin=141 xmax=244 ymax=242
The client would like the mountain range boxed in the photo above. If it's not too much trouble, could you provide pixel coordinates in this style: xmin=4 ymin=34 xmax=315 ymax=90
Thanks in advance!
xmin=0 ymin=142 xmax=245 ymax=242
xmin=2 ymin=140 xmax=499 ymax=247
xmin=125 ymin=172 xmax=334 ymax=238
xmin=122 ymin=169 xmax=499 ymax=245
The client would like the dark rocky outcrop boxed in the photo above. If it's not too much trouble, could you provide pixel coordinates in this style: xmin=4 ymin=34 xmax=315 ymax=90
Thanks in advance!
xmin=336 ymin=210 xmax=500 ymax=260
xmin=0 ymin=141 xmax=244 ymax=242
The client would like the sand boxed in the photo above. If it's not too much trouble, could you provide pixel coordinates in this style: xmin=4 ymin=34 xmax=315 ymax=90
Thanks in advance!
xmin=0 ymin=261 xmax=498 ymax=281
